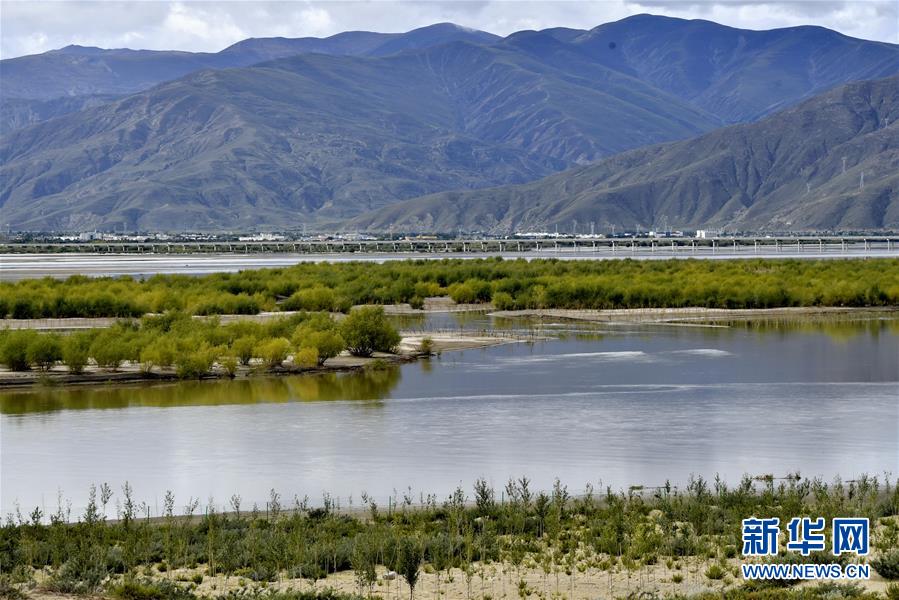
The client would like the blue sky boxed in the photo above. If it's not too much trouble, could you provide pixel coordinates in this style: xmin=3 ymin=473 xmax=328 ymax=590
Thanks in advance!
xmin=2 ymin=0 xmax=897 ymax=59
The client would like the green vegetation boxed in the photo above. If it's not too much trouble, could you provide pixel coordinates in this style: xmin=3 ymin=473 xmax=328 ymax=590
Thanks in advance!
xmin=1 ymin=259 xmax=897 ymax=320
xmin=339 ymin=307 xmax=400 ymax=357
xmin=0 ymin=309 xmax=401 ymax=377
xmin=873 ymin=549 xmax=899 ymax=580
xmin=2 ymin=475 xmax=896 ymax=599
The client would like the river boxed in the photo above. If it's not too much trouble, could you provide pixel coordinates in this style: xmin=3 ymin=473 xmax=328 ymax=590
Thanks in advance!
xmin=1 ymin=314 xmax=897 ymax=517
xmin=3 ymin=246 xmax=898 ymax=281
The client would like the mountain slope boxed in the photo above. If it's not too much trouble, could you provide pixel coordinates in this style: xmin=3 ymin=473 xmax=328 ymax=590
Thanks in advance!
xmin=0 ymin=42 xmax=716 ymax=231
xmin=0 ymin=24 xmax=500 ymax=101
xmin=350 ymin=76 xmax=899 ymax=233
xmin=570 ymin=14 xmax=899 ymax=122
xmin=2 ymin=16 xmax=898 ymax=232
xmin=0 ymin=24 xmax=502 ymax=135
xmin=0 ymin=94 xmax=121 ymax=136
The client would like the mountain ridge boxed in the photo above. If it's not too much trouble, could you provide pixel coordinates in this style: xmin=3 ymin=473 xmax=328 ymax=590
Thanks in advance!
xmin=2 ymin=15 xmax=898 ymax=231
xmin=0 ymin=38 xmax=720 ymax=231
xmin=350 ymin=76 xmax=899 ymax=233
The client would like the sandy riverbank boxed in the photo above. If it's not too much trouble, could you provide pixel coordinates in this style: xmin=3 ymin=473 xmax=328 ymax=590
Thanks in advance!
xmin=490 ymin=306 xmax=899 ymax=323
xmin=0 ymin=297 xmax=486 ymax=331
xmin=3 ymin=299 xmax=896 ymax=331
xmin=0 ymin=333 xmax=512 ymax=389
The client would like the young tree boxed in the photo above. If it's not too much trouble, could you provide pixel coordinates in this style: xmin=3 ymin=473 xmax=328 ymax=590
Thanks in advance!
xmin=395 ymin=536 xmax=422 ymax=600
xmin=351 ymin=533 xmax=377 ymax=597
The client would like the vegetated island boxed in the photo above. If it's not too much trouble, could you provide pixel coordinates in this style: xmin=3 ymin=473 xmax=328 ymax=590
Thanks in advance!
xmin=2 ymin=474 xmax=898 ymax=600
xmin=1 ymin=258 xmax=897 ymax=387
xmin=3 ymin=258 xmax=898 ymax=318
xmin=0 ymin=307 xmax=516 ymax=388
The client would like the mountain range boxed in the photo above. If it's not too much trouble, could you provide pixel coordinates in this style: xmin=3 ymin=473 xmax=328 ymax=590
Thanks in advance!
xmin=352 ymin=76 xmax=899 ymax=232
xmin=0 ymin=23 xmax=499 ymax=133
xmin=1 ymin=15 xmax=897 ymax=232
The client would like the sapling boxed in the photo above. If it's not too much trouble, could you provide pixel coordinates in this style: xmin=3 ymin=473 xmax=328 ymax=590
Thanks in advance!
xmin=395 ymin=536 xmax=422 ymax=600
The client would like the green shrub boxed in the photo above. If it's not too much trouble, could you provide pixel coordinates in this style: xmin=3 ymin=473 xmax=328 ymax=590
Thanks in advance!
xmin=258 ymin=337 xmax=291 ymax=368
xmin=491 ymin=291 xmax=515 ymax=310
xmin=339 ymin=306 xmax=400 ymax=357
xmin=418 ymin=336 xmax=434 ymax=355
xmin=293 ymin=347 xmax=319 ymax=368
xmin=886 ymin=582 xmax=899 ymax=600
xmin=61 ymin=332 xmax=92 ymax=374
xmin=45 ymin=554 xmax=106 ymax=594
xmin=0 ymin=575 xmax=26 ymax=600
xmin=109 ymin=577 xmax=194 ymax=600
xmin=90 ymin=331 xmax=131 ymax=370
xmin=413 ymin=281 xmax=442 ymax=298
xmin=293 ymin=328 xmax=344 ymax=365
xmin=174 ymin=343 xmax=219 ymax=379
xmin=282 ymin=287 xmax=337 ymax=312
xmin=873 ymin=549 xmax=899 ymax=580
xmin=231 ymin=335 xmax=256 ymax=366
xmin=0 ymin=330 xmax=37 ymax=371
xmin=140 ymin=336 xmax=177 ymax=372
xmin=705 ymin=563 xmax=726 ymax=580
xmin=26 ymin=333 xmax=62 ymax=371
xmin=221 ymin=356 xmax=239 ymax=377
xmin=448 ymin=280 xmax=492 ymax=304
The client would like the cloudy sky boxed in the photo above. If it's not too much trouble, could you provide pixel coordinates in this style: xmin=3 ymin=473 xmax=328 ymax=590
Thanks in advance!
xmin=1 ymin=0 xmax=897 ymax=59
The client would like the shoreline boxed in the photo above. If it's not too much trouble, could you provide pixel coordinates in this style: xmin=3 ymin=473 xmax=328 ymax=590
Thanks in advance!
xmin=2 ymin=305 xmax=895 ymax=388
xmin=0 ymin=333 xmax=514 ymax=390
xmin=3 ymin=304 xmax=896 ymax=331
xmin=490 ymin=305 xmax=899 ymax=323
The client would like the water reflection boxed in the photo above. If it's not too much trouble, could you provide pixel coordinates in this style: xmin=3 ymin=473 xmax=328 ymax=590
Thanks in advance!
xmin=0 ymin=366 xmax=401 ymax=415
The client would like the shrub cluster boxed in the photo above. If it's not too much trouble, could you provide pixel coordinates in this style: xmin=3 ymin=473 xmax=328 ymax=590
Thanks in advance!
xmin=0 ymin=307 xmax=400 ymax=377
xmin=1 ymin=258 xmax=897 ymax=320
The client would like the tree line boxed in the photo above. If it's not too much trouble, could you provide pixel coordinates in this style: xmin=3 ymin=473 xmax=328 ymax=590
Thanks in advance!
xmin=0 ymin=307 xmax=401 ymax=378
xmin=1 ymin=258 xmax=897 ymax=320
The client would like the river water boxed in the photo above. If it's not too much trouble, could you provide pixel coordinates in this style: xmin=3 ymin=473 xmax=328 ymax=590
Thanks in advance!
xmin=1 ymin=315 xmax=897 ymax=517
xmin=3 ymin=246 xmax=898 ymax=281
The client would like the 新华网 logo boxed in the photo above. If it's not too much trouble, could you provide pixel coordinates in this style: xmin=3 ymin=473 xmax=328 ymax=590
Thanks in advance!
xmin=740 ymin=517 xmax=870 ymax=581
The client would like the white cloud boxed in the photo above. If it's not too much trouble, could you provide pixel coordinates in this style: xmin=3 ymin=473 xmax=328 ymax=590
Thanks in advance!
xmin=161 ymin=2 xmax=247 ymax=50
xmin=0 ymin=0 xmax=895 ymax=59
xmin=299 ymin=6 xmax=333 ymax=35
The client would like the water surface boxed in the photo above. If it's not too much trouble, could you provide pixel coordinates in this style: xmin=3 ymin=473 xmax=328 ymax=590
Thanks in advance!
xmin=2 ymin=317 xmax=897 ymax=516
